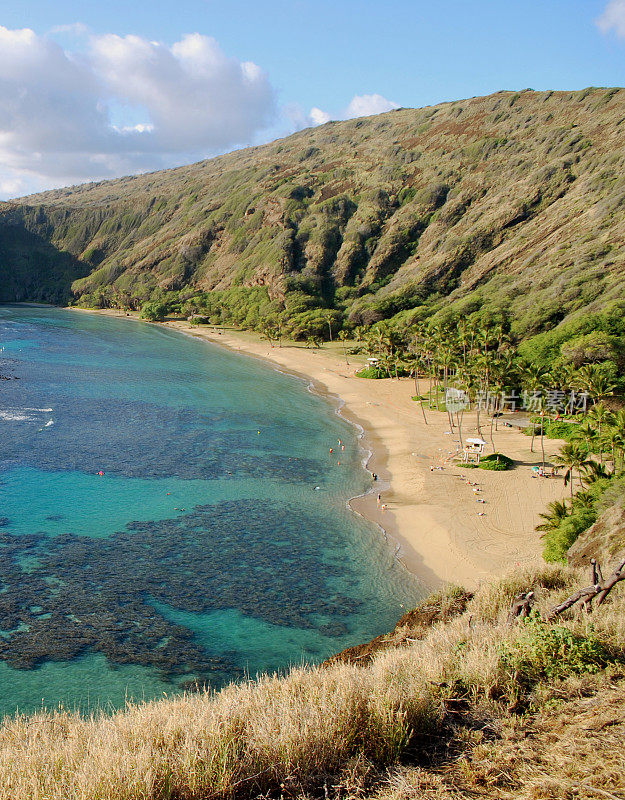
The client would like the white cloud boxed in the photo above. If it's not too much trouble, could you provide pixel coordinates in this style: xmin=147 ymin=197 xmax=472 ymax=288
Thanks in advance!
xmin=48 ymin=22 xmax=89 ymax=37
xmin=91 ymin=33 xmax=274 ymax=153
xmin=0 ymin=26 xmax=276 ymax=197
xmin=0 ymin=175 xmax=26 ymax=196
xmin=309 ymin=107 xmax=332 ymax=126
xmin=303 ymin=93 xmax=399 ymax=129
xmin=344 ymin=93 xmax=400 ymax=118
xmin=597 ymin=0 xmax=625 ymax=37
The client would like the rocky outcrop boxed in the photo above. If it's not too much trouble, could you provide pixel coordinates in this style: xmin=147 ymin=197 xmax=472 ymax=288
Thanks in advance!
xmin=568 ymin=502 xmax=625 ymax=570
xmin=325 ymin=587 xmax=472 ymax=667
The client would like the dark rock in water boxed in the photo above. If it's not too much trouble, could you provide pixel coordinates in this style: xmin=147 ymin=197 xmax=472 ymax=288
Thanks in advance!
xmin=324 ymin=589 xmax=473 ymax=668
xmin=318 ymin=622 xmax=349 ymax=637
xmin=178 ymin=678 xmax=209 ymax=694
xmin=0 ymin=500 xmax=364 ymax=685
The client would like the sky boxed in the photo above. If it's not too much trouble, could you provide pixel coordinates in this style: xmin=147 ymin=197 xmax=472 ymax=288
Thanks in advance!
xmin=1 ymin=0 xmax=625 ymax=198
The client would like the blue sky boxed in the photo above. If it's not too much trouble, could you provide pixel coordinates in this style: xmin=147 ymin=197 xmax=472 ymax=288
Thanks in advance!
xmin=0 ymin=0 xmax=624 ymax=197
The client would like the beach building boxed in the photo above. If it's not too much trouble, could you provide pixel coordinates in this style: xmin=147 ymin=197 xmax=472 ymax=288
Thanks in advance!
xmin=462 ymin=437 xmax=486 ymax=464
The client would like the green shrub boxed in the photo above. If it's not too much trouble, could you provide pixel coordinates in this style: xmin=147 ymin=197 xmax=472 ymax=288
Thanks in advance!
xmin=356 ymin=366 xmax=384 ymax=379
xmin=478 ymin=453 xmax=514 ymax=471
xmin=500 ymin=617 xmax=622 ymax=684
xmin=542 ymin=507 xmax=597 ymax=562
xmin=140 ymin=301 xmax=168 ymax=322
xmin=544 ymin=421 xmax=578 ymax=439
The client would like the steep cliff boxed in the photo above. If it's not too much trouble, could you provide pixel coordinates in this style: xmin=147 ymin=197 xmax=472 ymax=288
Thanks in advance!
xmin=2 ymin=87 xmax=625 ymax=334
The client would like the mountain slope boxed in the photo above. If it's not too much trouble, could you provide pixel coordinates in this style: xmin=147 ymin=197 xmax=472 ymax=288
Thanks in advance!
xmin=2 ymin=87 xmax=625 ymax=334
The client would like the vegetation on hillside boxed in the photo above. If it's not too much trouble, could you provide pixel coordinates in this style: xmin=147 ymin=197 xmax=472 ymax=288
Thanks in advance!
xmin=0 ymin=564 xmax=622 ymax=800
xmin=322 ymin=309 xmax=623 ymax=561
xmin=2 ymin=87 xmax=625 ymax=340
xmin=2 ymin=88 xmax=625 ymax=798
xmin=2 ymin=93 xmax=624 ymax=560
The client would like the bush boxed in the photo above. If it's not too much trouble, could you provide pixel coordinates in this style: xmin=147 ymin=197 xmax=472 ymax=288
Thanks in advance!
xmin=542 ymin=507 xmax=597 ymax=562
xmin=545 ymin=421 xmax=578 ymax=440
xmin=478 ymin=453 xmax=514 ymax=471
xmin=500 ymin=617 xmax=622 ymax=684
xmin=356 ymin=366 xmax=384 ymax=379
xmin=140 ymin=301 xmax=168 ymax=322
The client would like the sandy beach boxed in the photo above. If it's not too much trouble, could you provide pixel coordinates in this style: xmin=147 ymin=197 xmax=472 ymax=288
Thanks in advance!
xmin=70 ymin=309 xmax=568 ymax=591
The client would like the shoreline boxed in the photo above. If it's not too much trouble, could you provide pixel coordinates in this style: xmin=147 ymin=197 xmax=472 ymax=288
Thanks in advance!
xmin=65 ymin=308 xmax=569 ymax=591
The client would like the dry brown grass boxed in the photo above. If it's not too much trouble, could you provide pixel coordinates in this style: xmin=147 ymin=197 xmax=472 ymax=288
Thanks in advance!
xmin=0 ymin=566 xmax=623 ymax=800
xmin=375 ymin=677 xmax=625 ymax=800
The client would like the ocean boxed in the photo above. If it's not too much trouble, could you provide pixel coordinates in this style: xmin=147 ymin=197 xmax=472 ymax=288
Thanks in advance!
xmin=0 ymin=305 xmax=420 ymax=716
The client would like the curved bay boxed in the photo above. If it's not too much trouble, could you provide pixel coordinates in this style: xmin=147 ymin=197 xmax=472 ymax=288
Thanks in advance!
xmin=0 ymin=306 xmax=421 ymax=716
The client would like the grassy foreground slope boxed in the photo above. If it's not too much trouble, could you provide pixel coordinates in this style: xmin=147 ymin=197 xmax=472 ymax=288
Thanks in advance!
xmin=2 ymin=87 xmax=625 ymax=336
xmin=0 ymin=563 xmax=623 ymax=800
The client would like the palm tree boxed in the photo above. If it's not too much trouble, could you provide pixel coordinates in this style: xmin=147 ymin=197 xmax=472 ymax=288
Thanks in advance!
xmin=259 ymin=322 xmax=278 ymax=348
xmin=475 ymin=327 xmax=492 ymax=393
xmin=338 ymin=330 xmax=350 ymax=366
xmin=576 ymin=365 xmax=617 ymax=406
xmin=553 ymin=443 xmax=595 ymax=499
xmin=582 ymin=460 xmax=611 ymax=485
xmin=535 ymin=500 xmax=569 ymax=534
xmin=393 ymin=351 xmax=408 ymax=381
xmin=370 ymin=324 xmax=388 ymax=360
xmin=407 ymin=352 xmax=429 ymax=425
xmin=426 ymin=325 xmax=441 ymax=405
xmin=353 ymin=325 xmax=366 ymax=346
xmin=588 ymin=403 xmax=614 ymax=465
xmin=570 ymin=418 xmax=597 ymax=455
xmin=422 ymin=330 xmax=437 ymax=408
xmin=493 ymin=322 xmax=509 ymax=352
xmin=571 ymin=491 xmax=595 ymax=512
xmin=439 ymin=347 xmax=455 ymax=395
xmin=441 ymin=354 xmax=458 ymax=432
xmin=306 ymin=334 xmax=321 ymax=349
xmin=454 ymin=365 xmax=474 ymax=449
xmin=488 ymin=375 xmax=504 ymax=453
xmin=456 ymin=320 xmax=469 ymax=366
xmin=520 ymin=363 xmax=551 ymax=465
xmin=494 ymin=348 xmax=518 ymax=431
xmin=322 ymin=310 xmax=334 ymax=342
xmin=379 ymin=353 xmax=394 ymax=379
xmin=601 ymin=426 xmax=624 ymax=475
xmin=608 ymin=410 xmax=625 ymax=474
xmin=558 ymin=363 xmax=578 ymax=396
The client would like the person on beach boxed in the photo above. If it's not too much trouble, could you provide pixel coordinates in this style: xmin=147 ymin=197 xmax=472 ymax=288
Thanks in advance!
xmin=377 ymin=494 xmax=381 ymax=507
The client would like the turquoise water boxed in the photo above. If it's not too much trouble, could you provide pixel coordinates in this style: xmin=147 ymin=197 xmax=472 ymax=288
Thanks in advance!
xmin=0 ymin=306 xmax=421 ymax=717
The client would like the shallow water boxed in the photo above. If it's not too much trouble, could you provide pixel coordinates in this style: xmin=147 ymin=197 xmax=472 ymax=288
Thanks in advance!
xmin=0 ymin=306 xmax=421 ymax=717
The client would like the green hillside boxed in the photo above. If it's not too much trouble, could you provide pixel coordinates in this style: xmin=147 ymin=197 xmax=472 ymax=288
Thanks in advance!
xmin=2 ymin=87 xmax=625 ymax=336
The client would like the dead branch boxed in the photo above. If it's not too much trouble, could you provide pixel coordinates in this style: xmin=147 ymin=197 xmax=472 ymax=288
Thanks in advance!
xmin=595 ymin=558 xmax=625 ymax=607
xmin=592 ymin=558 xmax=604 ymax=586
xmin=508 ymin=557 xmax=625 ymax=624
xmin=548 ymin=585 xmax=601 ymax=619
xmin=547 ymin=558 xmax=625 ymax=620
xmin=507 ymin=591 xmax=535 ymax=625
